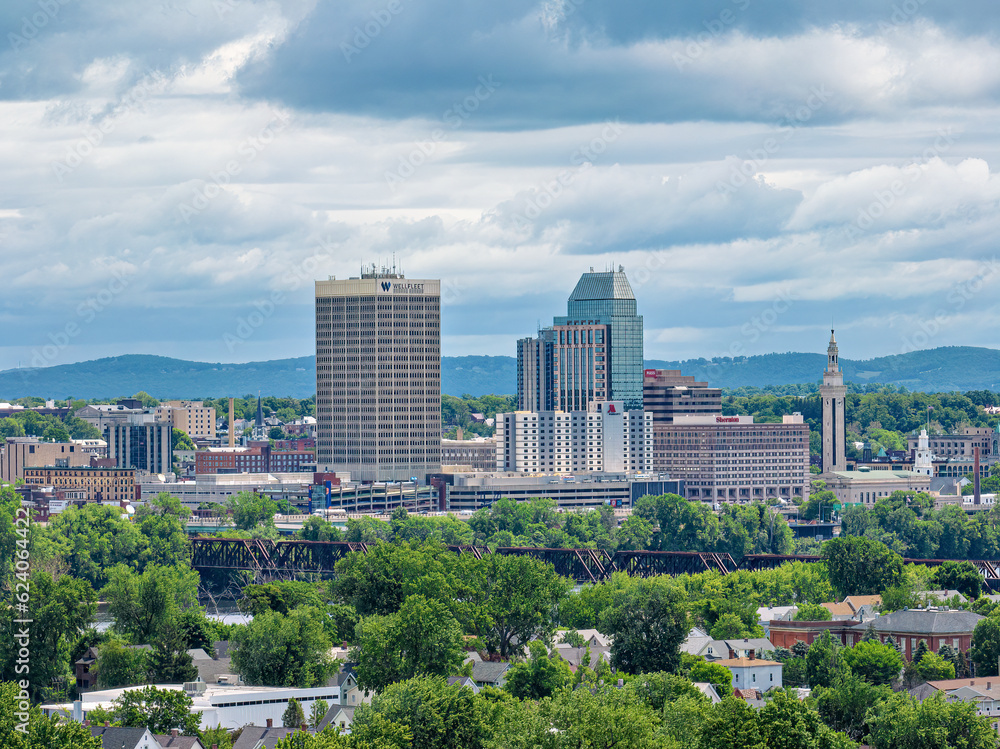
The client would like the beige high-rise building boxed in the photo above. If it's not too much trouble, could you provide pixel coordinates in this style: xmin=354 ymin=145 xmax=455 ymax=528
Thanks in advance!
xmin=315 ymin=271 xmax=441 ymax=482
xmin=156 ymin=401 xmax=217 ymax=439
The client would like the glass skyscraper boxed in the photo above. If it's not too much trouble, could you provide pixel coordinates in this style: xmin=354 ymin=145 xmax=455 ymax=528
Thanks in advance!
xmin=517 ymin=268 xmax=644 ymax=412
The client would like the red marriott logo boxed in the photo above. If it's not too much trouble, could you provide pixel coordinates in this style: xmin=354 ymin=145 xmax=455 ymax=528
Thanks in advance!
xmin=607 ymin=404 xmax=617 ymax=414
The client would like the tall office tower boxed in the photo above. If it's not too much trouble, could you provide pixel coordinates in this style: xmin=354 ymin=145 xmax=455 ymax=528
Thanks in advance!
xmin=643 ymin=369 xmax=722 ymax=424
xmin=820 ymin=330 xmax=847 ymax=473
xmin=516 ymin=329 xmax=555 ymax=412
xmin=315 ymin=270 xmax=442 ymax=482
xmin=105 ymin=417 xmax=172 ymax=475
xmin=551 ymin=268 xmax=643 ymax=411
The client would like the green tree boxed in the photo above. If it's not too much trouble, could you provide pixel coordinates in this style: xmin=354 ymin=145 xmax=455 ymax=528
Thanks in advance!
xmin=454 ymin=553 xmax=570 ymax=660
xmin=41 ymin=423 xmax=71 ymax=443
xmin=110 ymin=685 xmax=201 ymax=735
xmin=199 ymin=726 xmax=234 ymax=749
xmin=758 ymin=689 xmax=855 ymax=749
xmin=310 ymin=698 xmax=329 ymax=729
xmin=709 ymin=612 xmax=753 ymax=639
xmin=0 ymin=418 xmax=26 ymax=439
xmin=299 ymin=516 xmax=343 ymax=542
xmin=102 ymin=563 xmax=200 ymax=644
xmin=689 ymin=660 xmax=733 ymax=697
xmin=136 ymin=493 xmax=192 ymax=568
xmin=492 ymin=683 xmax=664 ymax=749
xmin=970 ymin=616 xmax=1000 ymax=677
xmin=823 ymin=537 xmax=903 ymax=597
xmin=633 ymin=493 xmax=721 ymax=551
xmin=0 ymin=680 xmax=102 ymax=749
xmin=698 ymin=697 xmax=766 ymax=749
xmin=351 ymin=676 xmax=482 ymax=749
xmin=95 ymin=638 xmax=150 ymax=688
xmin=503 ymin=641 xmax=572 ymax=700
xmin=814 ymin=674 xmax=893 ymax=743
xmin=283 ymin=697 xmax=306 ymax=728
xmin=916 ymin=651 xmax=955 ymax=681
xmin=601 ymin=576 xmax=689 ymax=674
xmin=232 ymin=608 xmax=335 ymax=687
xmin=840 ymin=640 xmax=903 ymax=686
xmin=171 ymin=428 xmax=195 ymax=451
xmin=805 ymin=631 xmax=843 ymax=689
xmin=148 ymin=619 xmax=198 ymax=684
xmin=35 ymin=503 xmax=149 ymax=587
xmin=352 ymin=594 xmax=466 ymax=693
xmin=0 ymin=571 xmax=97 ymax=701
xmin=867 ymin=692 xmax=996 ymax=749
xmin=243 ymin=581 xmax=325 ymax=617
xmin=931 ymin=560 xmax=982 ymax=600
xmin=227 ymin=491 xmax=279 ymax=531
xmin=616 ymin=514 xmax=654 ymax=550
xmin=793 ymin=603 xmax=832 ymax=622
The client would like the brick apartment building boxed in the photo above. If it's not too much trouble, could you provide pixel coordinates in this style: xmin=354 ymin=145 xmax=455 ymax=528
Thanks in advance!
xmin=22 ymin=465 xmax=137 ymax=504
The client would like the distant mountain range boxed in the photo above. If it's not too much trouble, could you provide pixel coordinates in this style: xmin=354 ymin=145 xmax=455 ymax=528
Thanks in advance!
xmin=0 ymin=346 xmax=997 ymax=399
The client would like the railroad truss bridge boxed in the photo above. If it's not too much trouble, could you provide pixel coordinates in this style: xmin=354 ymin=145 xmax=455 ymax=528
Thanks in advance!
xmin=190 ymin=539 xmax=1000 ymax=587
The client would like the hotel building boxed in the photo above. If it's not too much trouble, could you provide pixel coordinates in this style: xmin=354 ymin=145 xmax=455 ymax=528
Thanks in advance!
xmin=651 ymin=414 xmax=811 ymax=503
xmin=495 ymin=401 xmax=652 ymax=474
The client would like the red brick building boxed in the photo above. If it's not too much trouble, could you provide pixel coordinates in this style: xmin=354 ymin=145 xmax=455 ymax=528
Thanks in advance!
xmin=769 ymin=608 xmax=983 ymax=661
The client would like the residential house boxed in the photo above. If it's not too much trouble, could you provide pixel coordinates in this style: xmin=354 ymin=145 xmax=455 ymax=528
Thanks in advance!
xmin=232 ymin=720 xmax=304 ymax=749
xmin=334 ymin=668 xmax=373 ymax=707
xmin=471 ymin=661 xmax=511 ymax=689
xmin=910 ymin=677 xmax=1000 ymax=733
xmin=715 ymin=655 xmax=783 ymax=692
xmin=850 ymin=608 xmax=984 ymax=661
xmin=89 ymin=726 xmax=161 ymax=749
xmin=756 ymin=606 xmax=798 ymax=637
xmin=153 ymin=730 xmax=206 ymax=749
xmin=693 ymin=682 xmax=722 ymax=704
xmin=317 ymin=705 xmax=357 ymax=734
xmin=447 ymin=676 xmax=479 ymax=692
xmin=680 ymin=627 xmax=714 ymax=657
xmin=820 ymin=602 xmax=857 ymax=621
xmin=702 ymin=638 xmax=775 ymax=661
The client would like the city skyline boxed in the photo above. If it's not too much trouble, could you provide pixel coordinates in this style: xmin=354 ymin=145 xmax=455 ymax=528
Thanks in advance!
xmin=2 ymin=2 xmax=1000 ymax=372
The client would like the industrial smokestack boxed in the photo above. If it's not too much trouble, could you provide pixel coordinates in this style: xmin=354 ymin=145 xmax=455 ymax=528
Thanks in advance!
xmin=228 ymin=397 xmax=235 ymax=448
xmin=975 ymin=446 xmax=982 ymax=505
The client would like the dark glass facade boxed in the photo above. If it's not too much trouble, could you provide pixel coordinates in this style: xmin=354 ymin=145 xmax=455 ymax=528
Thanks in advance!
xmin=517 ymin=270 xmax=644 ymax=413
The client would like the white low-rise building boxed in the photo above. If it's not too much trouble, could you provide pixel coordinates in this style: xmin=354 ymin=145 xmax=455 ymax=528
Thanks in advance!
xmin=44 ymin=682 xmax=341 ymax=730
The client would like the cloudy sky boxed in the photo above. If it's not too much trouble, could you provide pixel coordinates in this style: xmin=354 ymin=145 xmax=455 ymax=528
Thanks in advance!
xmin=2 ymin=0 xmax=1000 ymax=374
